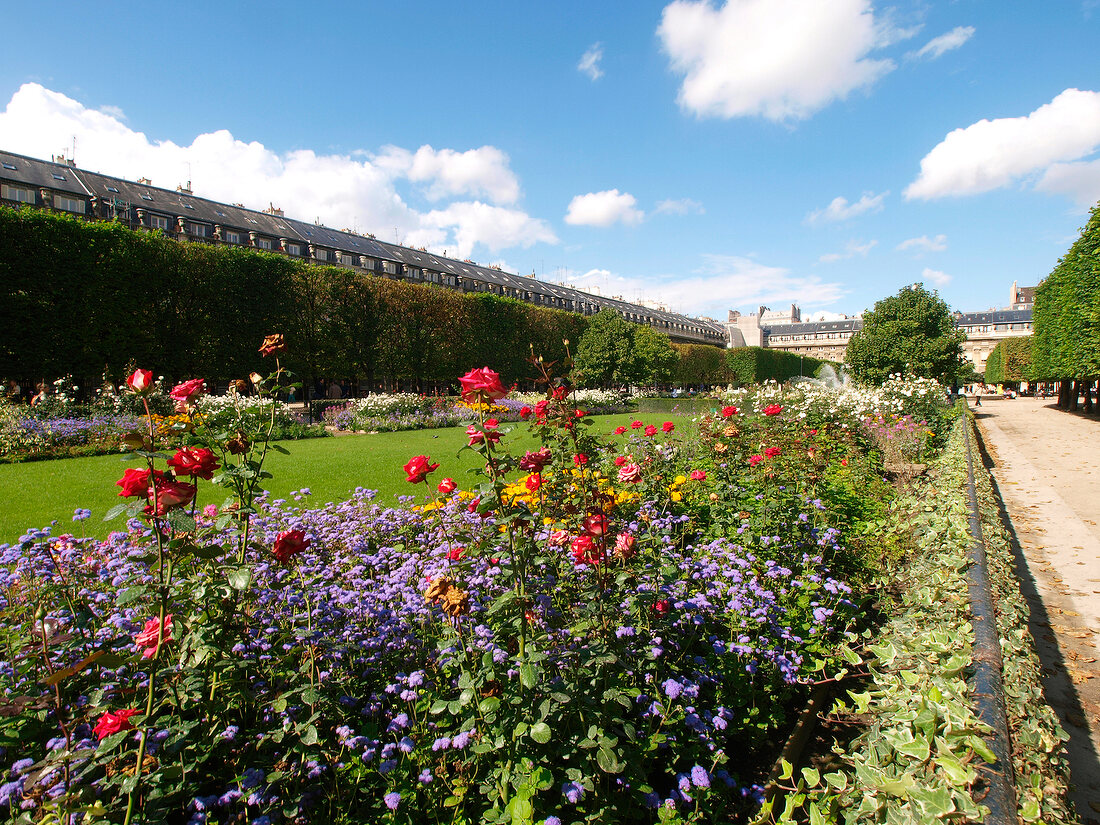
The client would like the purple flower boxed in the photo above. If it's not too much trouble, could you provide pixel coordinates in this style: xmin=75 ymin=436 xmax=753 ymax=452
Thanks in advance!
xmin=691 ymin=765 xmax=710 ymax=788
xmin=562 ymin=780 xmax=585 ymax=804
xmin=384 ymin=791 xmax=401 ymax=810
xmin=662 ymin=678 xmax=683 ymax=700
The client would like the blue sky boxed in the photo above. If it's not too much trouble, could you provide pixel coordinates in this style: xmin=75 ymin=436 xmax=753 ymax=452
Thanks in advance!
xmin=2 ymin=1 xmax=1099 ymax=321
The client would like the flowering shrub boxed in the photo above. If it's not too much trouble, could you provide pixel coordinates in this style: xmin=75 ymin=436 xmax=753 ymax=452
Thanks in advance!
xmin=0 ymin=352 xmax=888 ymax=823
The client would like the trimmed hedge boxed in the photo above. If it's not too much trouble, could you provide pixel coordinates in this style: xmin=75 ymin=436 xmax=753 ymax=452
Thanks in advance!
xmin=725 ymin=346 xmax=829 ymax=385
xmin=0 ymin=207 xmax=586 ymax=392
xmin=983 ymin=336 xmax=1033 ymax=384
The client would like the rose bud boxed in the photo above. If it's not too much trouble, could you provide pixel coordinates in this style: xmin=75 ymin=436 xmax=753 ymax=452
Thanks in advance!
xmin=125 ymin=369 xmax=154 ymax=395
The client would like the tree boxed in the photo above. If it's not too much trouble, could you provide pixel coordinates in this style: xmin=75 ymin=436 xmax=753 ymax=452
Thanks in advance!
xmin=983 ymin=336 xmax=1033 ymax=385
xmin=844 ymin=283 xmax=965 ymax=385
xmin=631 ymin=325 xmax=678 ymax=388
xmin=572 ymin=310 xmax=638 ymax=388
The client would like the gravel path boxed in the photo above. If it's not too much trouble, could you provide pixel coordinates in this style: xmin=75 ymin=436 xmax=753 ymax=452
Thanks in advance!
xmin=974 ymin=397 xmax=1100 ymax=822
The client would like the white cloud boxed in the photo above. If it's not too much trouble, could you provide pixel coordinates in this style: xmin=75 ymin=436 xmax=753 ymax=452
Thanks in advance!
xmin=896 ymin=234 xmax=947 ymax=253
xmin=818 ymin=239 xmax=877 ymax=263
xmin=805 ymin=191 xmax=887 ymax=225
xmin=564 ymin=189 xmax=644 ymax=227
xmin=98 ymin=104 xmax=126 ymax=121
xmin=921 ymin=267 xmax=952 ymax=286
xmin=0 ymin=83 xmax=554 ymax=259
xmin=657 ymin=0 xmax=894 ymax=121
xmin=568 ymin=254 xmax=845 ymax=318
xmin=654 ymin=197 xmax=705 ymax=215
xmin=373 ymin=144 xmax=520 ymax=204
xmin=578 ymin=43 xmax=604 ymax=81
xmin=1036 ymin=159 xmax=1100 ymax=207
xmin=905 ymin=88 xmax=1100 ymax=200
xmin=806 ymin=310 xmax=852 ymax=322
xmin=908 ymin=26 xmax=975 ymax=60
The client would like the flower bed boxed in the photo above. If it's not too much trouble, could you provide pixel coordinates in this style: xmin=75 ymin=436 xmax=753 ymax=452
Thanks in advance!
xmin=0 ymin=351 xmax=906 ymax=824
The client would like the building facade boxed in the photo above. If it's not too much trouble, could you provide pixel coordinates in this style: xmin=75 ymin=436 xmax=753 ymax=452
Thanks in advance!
xmin=0 ymin=149 xmax=726 ymax=347
xmin=726 ymin=280 xmax=1036 ymax=375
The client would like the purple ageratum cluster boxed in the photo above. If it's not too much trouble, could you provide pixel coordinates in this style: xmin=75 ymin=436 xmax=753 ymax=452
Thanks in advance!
xmin=3 ymin=413 xmax=143 ymax=456
xmin=0 ymin=479 xmax=856 ymax=822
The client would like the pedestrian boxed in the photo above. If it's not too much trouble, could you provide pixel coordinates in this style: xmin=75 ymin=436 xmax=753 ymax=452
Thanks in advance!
xmin=973 ymin=394 xmax=982 ymax=407
xmin=31 ymin=382 xmax=48 ymax=406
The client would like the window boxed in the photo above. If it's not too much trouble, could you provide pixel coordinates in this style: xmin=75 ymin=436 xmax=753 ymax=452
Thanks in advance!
xmin=1 ymin=184 xmax=34 ymax=204
xmin=405 ymin=267 xmax=421 ymax=279
xmin=286 ymin=243 xmax=301 ymax=256
xmin=106 ymin=186 xmax=119 ymax=193
xmin=362 ymin=258 xmax=376 ymax=270
xmin=256 ymin=238 xmax=273 ymax=250
xmin=149 ymin=214 xmax=169 ymax=230
xmin=141 ymin=193 xmax=153 ymax=201
xmin=224 ymin=230 xmax=240 ymax=244
xmin=339 ymin=254 xmax=356 ymax=266
xmin=382 ymin=261 xmax=398 ymax=274
xmin=52 ymin=173 xmax=66 ymax=181
xmin=1 ymin=162 xmax=16 ymax=171
xmin=189 ymin=222 xmax=207 ymax=237
xmin=54 ymin=194 xmax=85 ymax=213
xmin=184 ymin=203 xmax=195 ymax=210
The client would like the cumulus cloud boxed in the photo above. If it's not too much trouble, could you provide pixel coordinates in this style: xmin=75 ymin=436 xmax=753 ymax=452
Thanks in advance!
xmin=657 ymin=0 xmax=894 ymax=121
xmin=806 ymin=310 xmax=853 ymax=322
xmin=373 ymin=144 xmax=520 ymax=204
xmin=564 ymin=189 xmax=645 ymax=227
xmin=568 ymin=254 xmax=845 ymax=318
xmin=0 ymin=82 xmax=553 ymax=259
xmin=578 ymin=43 xmax=604 ymax=80
xmin=818 ymin=239 xmax=877 ymax=263
xmin=805 ymin=191 xmax=887 ymax=225
xmin=905 ymin=88 xmax=1100 ymax=200
xmin=921 ymin=267 xmax=952 ymax=286
xmin=908 ymin=26 xmax=975 ymax=60
xmin=1036 ymin=159 xmax=1100 ymax=207
xmin=654 ymin=197 xmax=705 ymax=215
xmin=896 ymin=234 xmax=947 ymax=253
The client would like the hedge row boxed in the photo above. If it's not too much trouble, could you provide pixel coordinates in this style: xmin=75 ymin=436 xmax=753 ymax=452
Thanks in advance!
xmin=0 ymin=207 xmax=586 ymax=393
xmin=983 ymin=336 xmax=1034 ymax=384
xmin=1032 ymin=202 xmax=1100 ymax=382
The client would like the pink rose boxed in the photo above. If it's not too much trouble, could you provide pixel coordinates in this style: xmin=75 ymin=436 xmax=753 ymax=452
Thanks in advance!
xmin=169 ymin=378 xmax=205 ymax=411
xmin=690 ymin=469 xmax=706 ymax=481
xmin=614 ymin=533 xmax=636 ymax=559
xmin=134 ymin=614 xmax=173 ymax=659
xmin=617 ymin=464 xmax=643 ymax=484
xmin=748 ymin=454 xmax=764 ymax=467
xmin=125 ymin=369 xmax=154 ymax=395
xmin=519 ymin=448 xmax=552 ymax=472
xmin=571 ymin=535 xmax=600 ymax=565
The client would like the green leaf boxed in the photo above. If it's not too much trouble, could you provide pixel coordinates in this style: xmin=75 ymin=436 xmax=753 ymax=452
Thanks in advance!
xmin=103 ymin=502 xmax=130 ymax=522
xmin=596 ymin=746 xmax=623 ymax=774
xmin=529 ymin=722 xmax=551 ymax=744
xmin=479 ymin=696 xmax=501 ymax=714
xmin=300 ymin=724 xmax=318 ymax=746
xmin=801 ymin=766 xmax=821 ymax=787
xmin=116 ymin=586 xmax=148 ymax=606
xmin=227 ymin=567 xmax=252 ymax=591
xmin=519 ymin=663 xmax=537 ymax=689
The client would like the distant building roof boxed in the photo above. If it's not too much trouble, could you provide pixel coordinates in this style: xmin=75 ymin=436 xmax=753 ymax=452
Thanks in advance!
xmin=955 ymin=309 xmax=1033 ymax=325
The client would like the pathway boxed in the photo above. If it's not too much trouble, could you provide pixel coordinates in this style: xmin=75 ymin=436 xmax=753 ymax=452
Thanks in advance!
xmin=974 ymin=397 xmax=1100 ymax=823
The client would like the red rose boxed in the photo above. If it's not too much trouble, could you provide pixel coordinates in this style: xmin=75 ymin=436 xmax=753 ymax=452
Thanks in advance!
xmin=614 ymin=456 xmax=627 ymax=467
xmin=148 ymin=480 xmax=196 ymax=515
xmin=653 ymin=599 xmax=671 ymax=615
xmin=438 ymin=478 xmax=457 ymax=495
xmin=169 ymin=378 xmax=205 ymax=411
xmin=573 ymin=453 xmax=588 ymax=466
xmin=551 ymin=385 xmax=568 ymax=401
xmin=519 ymin=406 xmax=533 ymax=419
xmin=644 ymin=425 xmax=657 ymax=437
xmin=764 ymin=446 xmax=781 ymax=458
xmin=840 ymin=459 xmax=848 ymax=467
xmin=574 ymin=409 xmax=586 ymax=418
xmin=582 ymin=513 xmax=608 ymax=536
xmin=763 ymin=404 xmax=783 ymax=416
xmin=630 ymin=420 xmax=643 ymax=429
xmin=93 ymin=709 xmax=139 ymax=740
xmin=690 ymin=469 xmax=706 ymax=481
xmin=534 ymin=400 xmax=550 ymax=420
xmin=272 ymin=529 xmax=310 ymax=563
xmin=447 ymin=546 xmax=464 ymax=561
xmin=125 ymin=369 xmax=154 ymax=395
xmin=458 ymin=367 xmax=507 ymax=403
xmin=525 ymin=473 xmax=542 ymax=492
xmin=467 ymin=497 xmax=481 ymax=513
xmin=134 ymin=614 xmax=173 ymax=659
xmin=662 ymin=421 xmax=674 ymax=433
xmin=571 ymin=535 xmax=600 ymax=565
xmin=404 ymin=455 xmax=440 ymax=483
xmin=748 ymin=454 xmax=764 ymax=467
xmin=721 ymin=406 xmax=738 ymax=418
xmin=167 ymin=447 xmax=220 ymax=480
xmin=614 ymin=426 xmax=627 ymax=435
xmin=519 ymin=447 xmax=552 ymax=472
xmin=116 ymin=468 xmax=167 ymax=498
xmin=259 ymin=334 xmax=287 ymax=356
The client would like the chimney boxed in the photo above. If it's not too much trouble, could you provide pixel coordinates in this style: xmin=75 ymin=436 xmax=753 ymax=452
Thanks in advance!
xmin=264 ymin=203 xmax=284 ymax=217
xmin=138 ymin=177 xmax=152 ymax=185
xmin=177 ymin=181 xmax=192 ymax=194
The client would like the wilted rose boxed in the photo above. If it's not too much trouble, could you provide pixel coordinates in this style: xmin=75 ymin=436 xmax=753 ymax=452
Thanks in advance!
xmin=259 ymin=334 xmax=287 ymax=356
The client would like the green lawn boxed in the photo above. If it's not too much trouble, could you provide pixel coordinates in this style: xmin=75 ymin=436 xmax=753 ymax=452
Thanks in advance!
xmin=0 ymin=411 xmax=706 ymax=542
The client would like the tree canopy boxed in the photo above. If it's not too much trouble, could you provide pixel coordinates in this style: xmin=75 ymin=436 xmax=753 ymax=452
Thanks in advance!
xmin=844 ymin=283 xmax=965 ymax=385
xmin=983 ymin=337 xmax=1033 ymax=384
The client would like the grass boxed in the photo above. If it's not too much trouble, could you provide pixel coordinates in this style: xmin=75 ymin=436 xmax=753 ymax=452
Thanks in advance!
xmin=0 ymin=412 xmax=702 ymax=542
